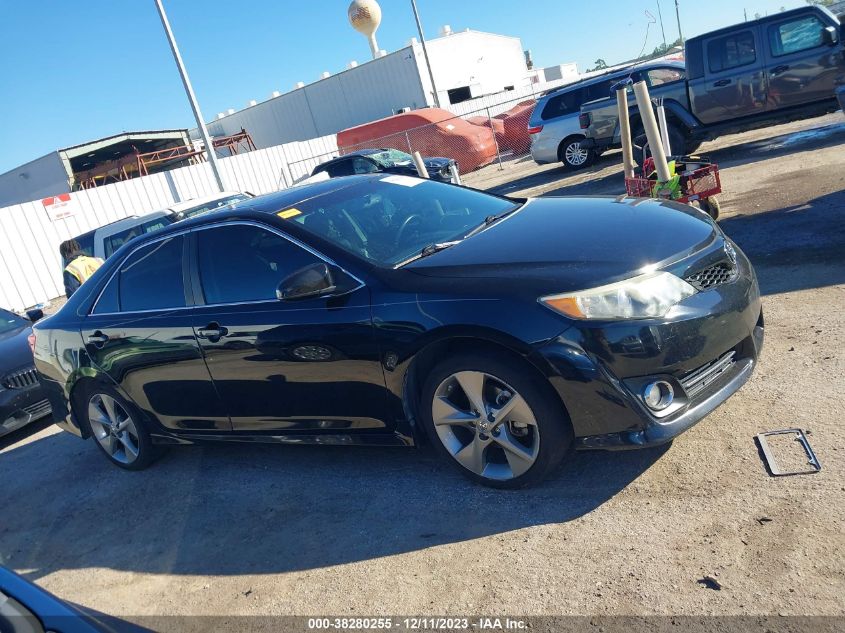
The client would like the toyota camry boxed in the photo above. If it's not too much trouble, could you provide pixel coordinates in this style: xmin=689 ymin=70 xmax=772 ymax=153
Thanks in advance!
xmin=32 ymin=174 xmax=763 ymax=488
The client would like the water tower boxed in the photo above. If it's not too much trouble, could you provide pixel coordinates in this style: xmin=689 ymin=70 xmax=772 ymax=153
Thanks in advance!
xmin=348 ymin=0 xmax=382 ymax=59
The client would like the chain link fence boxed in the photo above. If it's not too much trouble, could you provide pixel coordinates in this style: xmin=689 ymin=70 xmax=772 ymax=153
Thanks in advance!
xmin=285 ymin=93 xmax=538 ymax=185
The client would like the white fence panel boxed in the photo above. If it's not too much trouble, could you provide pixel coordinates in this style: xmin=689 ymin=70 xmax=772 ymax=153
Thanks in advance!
xmin=0 ymin=134 xmax=343 ymax=311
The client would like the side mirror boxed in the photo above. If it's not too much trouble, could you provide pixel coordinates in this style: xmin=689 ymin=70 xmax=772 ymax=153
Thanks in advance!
xmin=277 ymin=262 xmax=337 ymax=301
xmin=822 ymin=25 xmax=839 ymax=46
xmin=26 ymin=308 xmax=44 ymax=323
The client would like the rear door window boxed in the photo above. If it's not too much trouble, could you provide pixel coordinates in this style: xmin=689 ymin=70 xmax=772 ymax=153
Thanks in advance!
xmin=352 ymin=157 xmax=379 ymax=174
xmin=583 ymin=80 xmax=614 ymax=102
xmin=707 ymin=30 xmax=757 ymax=73
xmin=540 ymin=87 xmax=584 ymax=120
xmin=768 ymin=15 xmax=826 ymax=57
xmin=117 ymin=236 xmax=186 ymax=312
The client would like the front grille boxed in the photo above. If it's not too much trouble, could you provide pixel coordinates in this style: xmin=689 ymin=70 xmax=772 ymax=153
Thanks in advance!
xmin=2 ymin=367 xmax=39 ymax=389
xmin=680 ymin=351 xmax=736 ymax=399
xmin=685 ymin=261 xmax=736 ymax=291
xmin=22 ymin=399 xmax=51 ymax=419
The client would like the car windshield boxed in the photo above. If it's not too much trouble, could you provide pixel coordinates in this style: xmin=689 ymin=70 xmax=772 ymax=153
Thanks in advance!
xmin=0 ymin=308 xmax=25 ymax=335
xmin=178 ymin=194 xmax=251 ymax=219
xmin=104 ymin=216 xmax=176 ymax=258
xmin=284 ymin=176 xmax=520 ymax=267
xmin=366 ymin=149 xmax=415 ymax=168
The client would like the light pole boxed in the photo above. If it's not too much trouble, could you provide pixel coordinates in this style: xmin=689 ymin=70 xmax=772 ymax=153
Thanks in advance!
xmin=410 ymin=0 xmax=441 ymax=108
xmin=154 ymin=0 xmax=224 ymax=192
xmin=674 ymin=0 xmax=685 ymax=46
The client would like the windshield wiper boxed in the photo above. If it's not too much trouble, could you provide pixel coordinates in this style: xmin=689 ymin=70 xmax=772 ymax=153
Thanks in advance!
xmin=394 ymin=240 xmax=461 ymax=268
xmin=463 ymin=205 xmax=521 ymax=239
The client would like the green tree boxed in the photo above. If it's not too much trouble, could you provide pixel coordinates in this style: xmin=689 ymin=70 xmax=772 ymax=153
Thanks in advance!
xmin=591 ymin=58 xmax=608 ymax=71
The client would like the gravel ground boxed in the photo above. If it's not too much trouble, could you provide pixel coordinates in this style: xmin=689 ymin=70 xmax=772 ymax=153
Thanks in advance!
xmin=1 ymin=114 xmax=844 ymax=622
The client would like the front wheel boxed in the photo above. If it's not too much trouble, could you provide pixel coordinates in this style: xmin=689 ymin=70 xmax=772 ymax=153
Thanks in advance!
xmin=700 ymin=196 xmax=721 ymax=221
xmin=559 ymin=137 xmax=595 ymax=171
xmin=420 ymin=352 xmax=573 ymax=488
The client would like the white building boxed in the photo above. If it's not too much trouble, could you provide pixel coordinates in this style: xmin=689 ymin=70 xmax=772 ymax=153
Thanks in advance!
xmin=204 ymin=28 xmax=533 ymax=150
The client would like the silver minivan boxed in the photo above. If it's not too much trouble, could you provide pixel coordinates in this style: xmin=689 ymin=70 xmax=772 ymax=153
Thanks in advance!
xmin=528 ymin=67 xmax=638 ymax=170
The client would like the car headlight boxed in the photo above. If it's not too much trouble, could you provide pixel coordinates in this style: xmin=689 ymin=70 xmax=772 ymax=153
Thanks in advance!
xmin=540 ymin=271 xmax=697 ymax=320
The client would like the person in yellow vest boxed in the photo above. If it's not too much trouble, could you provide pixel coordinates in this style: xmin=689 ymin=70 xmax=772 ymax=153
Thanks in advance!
xmin=60 ymin=240 xmax=104 ymax=299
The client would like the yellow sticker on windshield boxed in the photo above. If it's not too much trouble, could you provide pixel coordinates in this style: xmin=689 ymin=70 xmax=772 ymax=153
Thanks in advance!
xmin=277 ymin=208 xmax=302 ymax=219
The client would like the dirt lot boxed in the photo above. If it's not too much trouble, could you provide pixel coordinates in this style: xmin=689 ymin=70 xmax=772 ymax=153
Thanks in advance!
xmin=2 ymin=114 xmax=844 ymax=623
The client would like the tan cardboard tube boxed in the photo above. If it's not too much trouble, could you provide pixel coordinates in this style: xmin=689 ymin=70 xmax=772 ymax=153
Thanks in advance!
xmin=617 ymin=87 xmax=635 ymax=180
xmin=632 ymin=80 xmax=671 ymax=182
xmin=412 ymin=151 xmax=430 ymax=178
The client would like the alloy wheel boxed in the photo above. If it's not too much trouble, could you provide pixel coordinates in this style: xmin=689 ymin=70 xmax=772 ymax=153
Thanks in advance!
xmin=88 ymin=394 xmax=141 ymax=465
xmin=431 ymin=371 xmax=540 ymax=481
xmin=564 ymin=141 xmax=589 ymax=166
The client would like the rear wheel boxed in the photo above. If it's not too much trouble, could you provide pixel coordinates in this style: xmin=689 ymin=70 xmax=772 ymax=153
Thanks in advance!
xmin=82 ymin=386 xmax=154 ymax=470
xmin=558 ymin=136 xmax=595 ymax=171
xmin=419 ymin=352 xmax=573 ymax=488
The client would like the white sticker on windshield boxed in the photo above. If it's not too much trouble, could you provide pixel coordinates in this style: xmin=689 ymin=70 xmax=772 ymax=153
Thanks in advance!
xmin=382 ymin=175 xmax=425 ymax=187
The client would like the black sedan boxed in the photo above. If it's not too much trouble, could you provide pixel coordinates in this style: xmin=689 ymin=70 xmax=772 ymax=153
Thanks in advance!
xmin=32 ymin=175 xmax=763 ymax=488
xmin=1 ymin=308 xmax=50 ymax=437
xmin=312 ymin=148 xmax=457 ymax=183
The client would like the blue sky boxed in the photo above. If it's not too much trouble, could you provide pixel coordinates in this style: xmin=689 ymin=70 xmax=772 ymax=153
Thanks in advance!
xmin=0 ymin=0 xmax=804 ymax=173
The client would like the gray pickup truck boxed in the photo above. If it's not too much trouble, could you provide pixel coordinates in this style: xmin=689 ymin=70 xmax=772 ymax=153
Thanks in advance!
xmin=579 ymin=6 xmax=845 ymax=162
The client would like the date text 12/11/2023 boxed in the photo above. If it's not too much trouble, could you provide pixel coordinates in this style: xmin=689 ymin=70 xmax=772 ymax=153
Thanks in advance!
xmin=306 ymin=617 xmax=528 ymax=630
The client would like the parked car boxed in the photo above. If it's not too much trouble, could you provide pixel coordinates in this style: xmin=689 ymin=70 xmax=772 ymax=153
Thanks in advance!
xmin=63 ymin=192 xmax=251 ymax=263
xmin=33 ymin=175 xmax=763 ymax=489
xmin=580 ymin=6 xmax=845 ymax=163
xmin=337 ymin=108 xmax=497 ymax=172
xmin=312 ymin=148 xmax=457 ymax=183
xmin=527 ymin=63 xmax=667 ymax=169
xmin=0 ymin=307 xmax=50 ymax=437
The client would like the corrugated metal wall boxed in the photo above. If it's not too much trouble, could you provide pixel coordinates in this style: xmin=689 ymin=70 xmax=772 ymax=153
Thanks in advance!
xmin=206 ymin=47 xmax=429 ymax=148
xmin=0 ymin=134 xmax=338 ymax=312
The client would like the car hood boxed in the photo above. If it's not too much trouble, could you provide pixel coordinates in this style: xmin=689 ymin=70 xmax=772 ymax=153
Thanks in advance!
xmin=0 ymin=324 xmax=34 ymax=373
xmin=406 ymin=196 xmax=720 ymax=291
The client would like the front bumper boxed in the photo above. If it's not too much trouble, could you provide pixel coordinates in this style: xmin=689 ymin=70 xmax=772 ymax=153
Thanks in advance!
xmin=538 ymin=247 xmax=763 ymax=449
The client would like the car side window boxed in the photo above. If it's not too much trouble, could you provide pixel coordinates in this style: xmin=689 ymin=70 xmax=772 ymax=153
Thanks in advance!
xmin=540 ymin=87 xmax=584 ymax=120
xmin=352 ymin=157 xmax=379 ymax=174
xmin=646 ymin=68 xmax=685 ymax=87
xmin=769 ymin=16 xmax=825 ymax=57
xmin=327 ymin=160 xmax=354 ymax=177
xmin=583 ymin=80 xmax=614 ymax=102
xmin=196 ymin=224 xmax=323 ymax=305
xmin=707 ymin=30 xmax=757 ymax=73
xmin=117 ymin=236 xmax=186 ymax=312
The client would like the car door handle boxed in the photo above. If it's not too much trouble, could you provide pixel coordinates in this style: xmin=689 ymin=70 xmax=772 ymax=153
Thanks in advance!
xmin=713 ymin=79 xmax=731 ymax=87
xmin=197 ymin=323 xmax=229 ymax=341
xmin=770 ymin=64 xmax=790 ymax=75
xmin=87 ymin=331 xmax=109 ymax=347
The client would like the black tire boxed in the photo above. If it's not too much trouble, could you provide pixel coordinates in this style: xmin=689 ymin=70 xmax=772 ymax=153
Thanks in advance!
xmin=633 ymin=124 xmax=687 ymax=168
xmin=419 ymin=351 xmax=573 ymax=489
xmin=700 ymin=196 xmax=721 ymax=221
xmin=558 ymin=136 xmax=595 ymax=171
xmin=78 ymin=383 xmax=155 ymax=470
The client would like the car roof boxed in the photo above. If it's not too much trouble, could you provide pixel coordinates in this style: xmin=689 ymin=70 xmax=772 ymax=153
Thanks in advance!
xmin=687 ymin=5 xmax=830 ymax=44
xmin=95 ymin=211 xmax=171 ymax=236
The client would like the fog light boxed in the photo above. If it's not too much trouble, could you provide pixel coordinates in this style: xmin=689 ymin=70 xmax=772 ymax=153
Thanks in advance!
xmin=643 ymin=381 xmax=674 ymax=411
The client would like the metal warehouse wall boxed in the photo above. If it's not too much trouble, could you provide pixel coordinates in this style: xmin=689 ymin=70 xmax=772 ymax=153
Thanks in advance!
xmin=206 ymin=47 xmax=429 ymax=149
xmin=0 ymin=152 xmax=71 ymax=208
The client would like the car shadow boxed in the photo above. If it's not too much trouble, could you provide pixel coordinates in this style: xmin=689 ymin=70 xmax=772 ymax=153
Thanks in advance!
xmin=719 ymin=190 xmax=845 ymax=295
xmin=0 ymin=426 xmax=667 ymax=580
